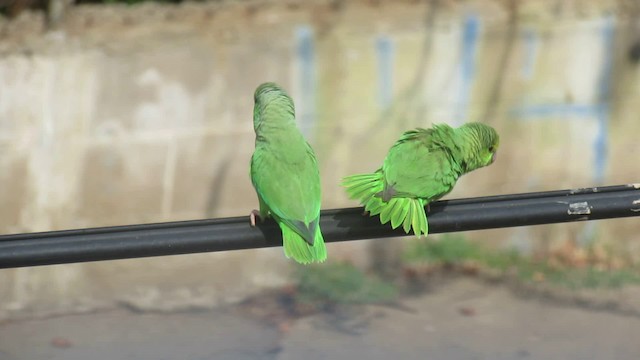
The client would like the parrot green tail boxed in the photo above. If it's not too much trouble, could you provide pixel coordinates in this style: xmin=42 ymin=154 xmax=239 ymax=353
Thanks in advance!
xmin=342 ymin=172 xmax=384 ymax=205
xmin=280 ymin=223 xmax=327 ymax=264
xmin=342 ymin=173 xmax=429 ymax=237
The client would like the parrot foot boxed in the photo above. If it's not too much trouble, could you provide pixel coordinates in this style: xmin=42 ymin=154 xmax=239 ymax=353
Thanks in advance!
xmin=426 ymin=203 xmax=431 ymax=213
xmin=249 ymin=210 xmax=262 ymax=227
xmin=362 ymin=210 xmax=370 ymax=216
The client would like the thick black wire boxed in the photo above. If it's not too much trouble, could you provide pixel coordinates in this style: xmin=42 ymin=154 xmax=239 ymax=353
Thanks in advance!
xmin=0 ymin=184 xmax=638 ymax=269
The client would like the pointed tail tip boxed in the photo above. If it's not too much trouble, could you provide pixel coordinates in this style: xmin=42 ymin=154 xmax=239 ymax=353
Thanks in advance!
xmin=288 ymin=250 xmax=327 ymax=265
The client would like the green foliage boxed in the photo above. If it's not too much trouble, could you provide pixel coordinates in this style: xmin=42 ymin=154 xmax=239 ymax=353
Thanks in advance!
xmin=295 ymin=262 xmax=397 ymax=305
xmin=530 ymin=266 xmax=640 ymax=290
xmin=403 ymin=235 xmax=640 ymax=290
xmin=404 ymin=234 xmax=482 ymax=264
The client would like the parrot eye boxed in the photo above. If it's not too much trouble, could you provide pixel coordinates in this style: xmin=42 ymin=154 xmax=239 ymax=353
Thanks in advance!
xmin=488 ymin=146 xmax=495 ymax=152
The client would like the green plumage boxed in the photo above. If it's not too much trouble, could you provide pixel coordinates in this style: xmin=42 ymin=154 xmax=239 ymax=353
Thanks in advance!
xmin=343 ymin=122 xmax=499 ymax=237
xmin=250 ymin=82 xmax=327 ymax=264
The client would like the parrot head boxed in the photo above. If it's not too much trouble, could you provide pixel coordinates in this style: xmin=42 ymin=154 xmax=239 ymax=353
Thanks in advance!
xmin=458 ymin=122 xmax=500 ymax=170
xmin=254 ymin=82 xmax=285 ymax=103
xmin=253 ymin=82 xmax=295 ymax=132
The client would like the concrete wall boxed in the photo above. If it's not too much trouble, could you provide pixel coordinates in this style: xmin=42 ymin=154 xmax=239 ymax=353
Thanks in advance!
xmin=1 ymin=0 xmax=639 ymax=319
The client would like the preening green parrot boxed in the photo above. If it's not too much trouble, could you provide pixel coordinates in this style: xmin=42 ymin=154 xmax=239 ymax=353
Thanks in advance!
xmin=342 ymin=122 xmax=499 ymax=237
xmin=249 ymin=82 xmax=327 ymax=264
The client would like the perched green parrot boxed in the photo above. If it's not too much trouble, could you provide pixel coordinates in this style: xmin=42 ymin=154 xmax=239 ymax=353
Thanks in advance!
xmin=249 ymin=82 xmax=327 ymax=264
xmin=342 ymin=122 xmax=499 ymax=237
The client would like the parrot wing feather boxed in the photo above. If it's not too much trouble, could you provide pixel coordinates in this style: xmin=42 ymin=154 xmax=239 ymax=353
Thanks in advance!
xmin=251 ymin=142 xmax=321 ymax=245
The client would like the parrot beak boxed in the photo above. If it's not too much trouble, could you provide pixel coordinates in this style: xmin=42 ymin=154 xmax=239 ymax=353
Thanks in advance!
xmin=491 ymin=152 xmax=497 ymax=164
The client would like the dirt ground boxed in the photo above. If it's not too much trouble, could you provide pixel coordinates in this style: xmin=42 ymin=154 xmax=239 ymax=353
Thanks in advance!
xmin=1 ymin=277 xmax=639 ymax=360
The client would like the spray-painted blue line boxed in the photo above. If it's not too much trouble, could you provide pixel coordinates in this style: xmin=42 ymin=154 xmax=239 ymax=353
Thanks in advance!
xmin=295 ymin=26 xmax=316 ymax=138
xmin=521 ymin=29 xmax=539 ymax=79
xmin=593 ymin=17 xmax=615 ymax=184
xmin=579 ymin=18 xmax=615 ymax=244
xmin=375 ymin=35 xmax=395 ymax=110
xmin=511 ymin=19 xmax=615 ymax=184
xmin=510 ymin=104 xmax=602 ymax=119
xmin=593 ymin=105 xmax=609 ymax=184
xmin=455 ymin=14 xmax=481 ymax=123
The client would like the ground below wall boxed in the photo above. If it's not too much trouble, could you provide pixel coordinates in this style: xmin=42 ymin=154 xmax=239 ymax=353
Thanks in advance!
xmin=1 ymin=277 xmax=640 ymax=360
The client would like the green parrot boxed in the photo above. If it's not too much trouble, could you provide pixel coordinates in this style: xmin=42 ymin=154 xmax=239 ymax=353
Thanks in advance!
xmin=249 ymin=82 xmax=327 ymax=264
xmin=342 ymin=122 xmax=499 ymax=237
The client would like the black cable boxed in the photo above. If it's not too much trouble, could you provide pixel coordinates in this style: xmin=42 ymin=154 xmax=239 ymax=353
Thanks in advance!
xmin=0 ymin=184 xmax=638 ymax=269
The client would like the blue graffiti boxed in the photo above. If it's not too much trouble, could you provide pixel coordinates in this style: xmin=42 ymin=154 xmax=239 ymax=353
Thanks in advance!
xmin=593 ymin=106 xmax=609 ymax=184
xmin=511 ymin=18 xmax=614 ymax=184
xmin=594 ymin=17 xmax=615 ymax=184
xmin=375 ymin=35 xmax=395 ymax=109
xmin=295 ymin=26 xmax=316 ymax=138
xmin=455 ymin=14 xmax=481 ymax=123
xmin=521 ymin=29 xmax=539 ymax=79
xmin=510 ymin=104 xmax=601 ymax=119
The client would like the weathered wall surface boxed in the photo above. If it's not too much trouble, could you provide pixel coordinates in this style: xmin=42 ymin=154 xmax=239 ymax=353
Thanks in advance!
xmin=1 ymin=0 xmax=639 ymax=319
